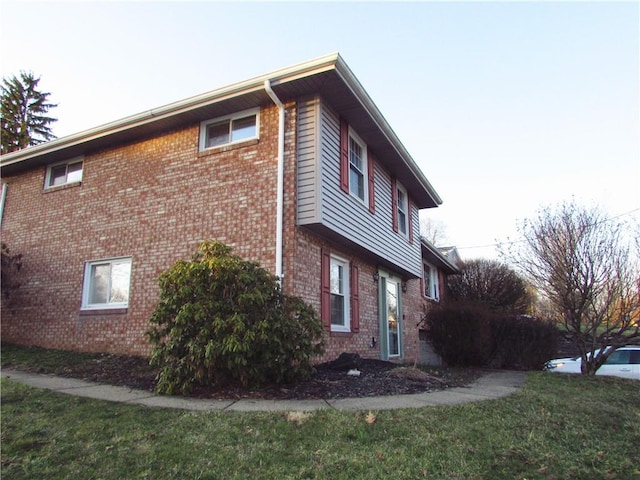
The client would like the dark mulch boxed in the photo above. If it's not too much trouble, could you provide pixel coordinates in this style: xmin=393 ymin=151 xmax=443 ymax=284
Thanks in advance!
xmin=4 ymin=352 xmax=483 ymax=400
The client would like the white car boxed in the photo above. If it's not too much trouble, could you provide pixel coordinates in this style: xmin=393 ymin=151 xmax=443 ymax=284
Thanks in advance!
xmin=546 ymin=345 xmax=640 ymax=380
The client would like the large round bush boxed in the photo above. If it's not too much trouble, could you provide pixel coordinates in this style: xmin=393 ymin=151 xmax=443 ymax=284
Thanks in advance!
xmin=146 ymin=241 xmax=325 ymax=395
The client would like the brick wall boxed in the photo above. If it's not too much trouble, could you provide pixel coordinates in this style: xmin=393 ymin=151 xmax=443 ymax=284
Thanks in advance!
xmin=1 ymin=99 xmax=427 ymax=365
xmin=289 ymin=228 xmax=384 ymax=362
xmin=1 ymin=106 xmax=282 ymax=356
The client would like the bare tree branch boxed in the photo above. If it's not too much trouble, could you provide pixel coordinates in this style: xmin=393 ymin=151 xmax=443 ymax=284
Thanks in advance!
xmin=501 ymin=202 xmax=640 ymax=374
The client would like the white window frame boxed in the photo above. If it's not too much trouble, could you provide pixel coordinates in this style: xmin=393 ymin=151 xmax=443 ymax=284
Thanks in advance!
xmin=423 ymin=262 xmax=440 ymax=301
xmin=45 ymin=157 xmax=84 ymax=189
xmin=330 ymin=255 xmax=351 ymax=332
xmin=81 ymin=257 xmax=132 ymax=310
xmin=397 ymin=183 xmax=409 ymax=237
xmin=348 ymin=127 xmax=368 ymax=205
xmin=199 ymin=108 xmax=259 ymax=151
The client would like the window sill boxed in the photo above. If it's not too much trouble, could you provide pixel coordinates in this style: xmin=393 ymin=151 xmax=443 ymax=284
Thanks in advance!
xmin=330 ymin=330 xmax=353 ymax=337
xmin=43 ymin=181 xmax=82 ymax=193
xmin=79 ymin=308 xmax=128 ymax=316
xmin=198 ymin=138 xmax=259 ymax=158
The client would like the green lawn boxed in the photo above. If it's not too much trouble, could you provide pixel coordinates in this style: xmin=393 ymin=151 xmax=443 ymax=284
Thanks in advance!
xmin=2 ymin=371 xmax=639 ymax=479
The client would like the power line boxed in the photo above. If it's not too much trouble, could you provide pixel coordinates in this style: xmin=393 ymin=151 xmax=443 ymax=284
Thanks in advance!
xmin=455 ymin=208 xmax=640 ymax=251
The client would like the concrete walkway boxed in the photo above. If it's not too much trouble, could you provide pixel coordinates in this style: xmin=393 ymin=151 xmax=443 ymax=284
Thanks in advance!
xmin=1 ymin=368 xmax=526 ymax=412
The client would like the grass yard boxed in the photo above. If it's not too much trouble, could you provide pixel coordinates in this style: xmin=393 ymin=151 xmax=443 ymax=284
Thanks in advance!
xmin=2 ymin=370 xmax=639 ymax=479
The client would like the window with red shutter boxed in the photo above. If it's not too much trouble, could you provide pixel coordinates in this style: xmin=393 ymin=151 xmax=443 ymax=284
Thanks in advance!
xmin=339 ymin=118 xmax=350 ymax=194
xmin=408 ymin=199 xmax=414 ymax=244
xmin=320 ymin=248 xmax=332 ymax=330
xmin=350 ymin=263 xmax=360 ymax=332
xmin=367 ymin=151 xmax=375 ymax=213
xmin=391 ymin=178 xmax=398 ymax=233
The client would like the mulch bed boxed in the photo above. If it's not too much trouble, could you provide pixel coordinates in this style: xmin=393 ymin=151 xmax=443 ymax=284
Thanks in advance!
xmin=9 ymin=353 xmax=483 ymax=401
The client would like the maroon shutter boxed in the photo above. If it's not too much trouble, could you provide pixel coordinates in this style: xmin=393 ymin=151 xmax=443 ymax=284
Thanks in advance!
xmin=320 ymin=248 xmax=331 ymax=331
xmin=350 ymin=263 xmax=360 ymax=332
xmin=367 ymin=150 xmax=375 ymax=213
xmin=391 ymin=178 xmax=398 ymax=232
xmin=408 ymin=199 xmax=414 ymax=244
xmin=339 ymin=118 xmax=349 ymax=194
xmin=420 ymin=274 xmax=425 ymax=298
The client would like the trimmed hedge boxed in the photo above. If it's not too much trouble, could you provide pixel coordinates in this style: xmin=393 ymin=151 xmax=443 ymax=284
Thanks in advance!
xmin=491 ymin=314 xmax=559 ymax=370
xmin=422 ymin=302 xmax=558 ymax=370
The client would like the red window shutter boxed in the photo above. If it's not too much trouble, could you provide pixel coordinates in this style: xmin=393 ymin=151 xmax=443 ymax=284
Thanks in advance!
xmin=408 ymin=199 xmax=414 ymax=244
xmin=339 ymin=118 xmax=350 ymax=194
xmin=367 ymin=150 xmax=375 ymax=213
xmin=320 ymin=248 xmax=331 ymax=331
xmin=350 ymin=263 xmax=360 ymax=332
xmin=420 ymin=274 xmax=425 ymax=298
xmin=320 ymin=248 xmax=331 ymax=330
xmin=391 ymin=178 xmax=398 ymax=232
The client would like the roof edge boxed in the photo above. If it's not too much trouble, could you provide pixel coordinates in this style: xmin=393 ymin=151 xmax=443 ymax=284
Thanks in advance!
xmin=333 ymin=56 xmax=443 ymax=207
xmin=421 ymin=237 xmax=461 ymax=274
xmin=1 ymin=53 xmax=342 ymax=167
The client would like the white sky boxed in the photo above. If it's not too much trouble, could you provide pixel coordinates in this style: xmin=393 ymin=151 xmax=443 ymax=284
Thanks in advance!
xmin=1 ymin=1 xmax=638 ymax=260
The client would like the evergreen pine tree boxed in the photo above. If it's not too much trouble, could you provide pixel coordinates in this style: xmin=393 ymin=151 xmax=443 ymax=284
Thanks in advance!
xmin=1 ymin=71 xmax=57 ymax=154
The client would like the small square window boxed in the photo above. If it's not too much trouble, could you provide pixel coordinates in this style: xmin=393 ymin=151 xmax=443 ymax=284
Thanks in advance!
xmin=45 ymin=158 xmax=83 ymax=188
xmin=200 ymin=110 xmax=259 ymax=150
xmin=82 ymin=257 xmax=132 ymax=310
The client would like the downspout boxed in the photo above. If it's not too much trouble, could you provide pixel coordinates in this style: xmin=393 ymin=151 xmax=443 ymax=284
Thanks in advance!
xmin=0 ymin=182 xmax=7 ymax=226
xmin=264 ymin=80 xmax=285 ymax=283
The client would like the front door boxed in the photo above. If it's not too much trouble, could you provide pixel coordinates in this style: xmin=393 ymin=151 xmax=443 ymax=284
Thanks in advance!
xmin=379 ymin=272 xmax=402 ymax=360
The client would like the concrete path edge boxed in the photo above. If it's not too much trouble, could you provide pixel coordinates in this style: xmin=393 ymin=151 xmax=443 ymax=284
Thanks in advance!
xmin=1 ymin=368 xmax=527 ymax=412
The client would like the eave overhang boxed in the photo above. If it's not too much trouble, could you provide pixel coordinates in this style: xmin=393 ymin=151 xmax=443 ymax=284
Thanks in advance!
xmin=421 ymin=238 xmax=460 ymax=275
xmin=0 ymin=53 xmax=442 ymax=208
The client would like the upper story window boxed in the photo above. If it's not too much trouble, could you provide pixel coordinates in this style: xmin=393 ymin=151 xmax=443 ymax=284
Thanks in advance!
xmin=199 ymin=109 xmax=259 ymax=151
xmin=340 ymin=118 xmax=374 ymax=212
xmin=45 ymin=157 xmax=83 ymax=188
xmin=349 ymin=133 xmax=367 ymax=202
xmin=82 ymin=257 xmax=132 ymax=310
xmin=423 ymin=262 xmax=440 ymax=301
xmin=330 ymin=255 xmax=351 ymax=332
xmin=397 ymin=184 xmax=409 ymax=236
xmin=391 ymin=179 xmax=412 ymax=242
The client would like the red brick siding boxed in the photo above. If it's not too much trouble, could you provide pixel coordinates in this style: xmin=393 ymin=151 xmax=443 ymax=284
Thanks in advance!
xmin=1 ymin=106 xmax=282 ymax=356
xmin=1 ymin=100 xmax=426 ymax=365
xmin=289 ymin=229 xmax=385 ymax=362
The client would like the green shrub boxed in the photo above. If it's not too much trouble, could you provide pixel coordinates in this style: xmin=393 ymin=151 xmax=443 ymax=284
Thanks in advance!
xmin=1 ymin=243 xmax=22 ymax=299
xmin=146 ymin=241 xmax=325 ymax=395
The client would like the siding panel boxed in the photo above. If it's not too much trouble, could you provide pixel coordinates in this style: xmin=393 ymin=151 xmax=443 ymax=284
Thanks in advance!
xmin=296 ymin=96 xmax=422 ymax=277
xmin=318 ymin=102 xmax=422 ymax=277
xmin=296 ymin=98 xmax=320 ymax=225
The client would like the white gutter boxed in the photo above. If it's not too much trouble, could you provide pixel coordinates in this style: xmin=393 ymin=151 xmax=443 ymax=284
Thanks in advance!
xmin=0 ymin=182 xmax=7 ymax=225
xmin=264 ymin=80 xmax=285 ymax=282
xmin=1 ymin=53 xmax=339 ymax=168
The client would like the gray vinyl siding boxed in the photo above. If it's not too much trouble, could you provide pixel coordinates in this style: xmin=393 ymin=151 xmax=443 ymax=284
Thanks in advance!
xmin=296 ymin=97 xmax=422 ymax=277
xmin=296 ymin=97 xmax=321 ymax=225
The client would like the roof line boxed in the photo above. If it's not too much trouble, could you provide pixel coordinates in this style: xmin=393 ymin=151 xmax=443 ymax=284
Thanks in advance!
xmin=421 ymin=237 xmax=461 ymax=273
xmin=332 ymin=56 xmax=442 ymax=206
xmin=1 ymin=52 xmax=442 ymax=207
xmin=0 ymin=53 xmax=341 ymax=167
